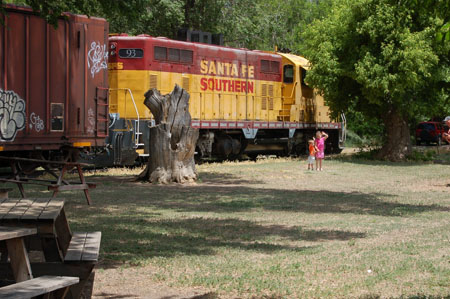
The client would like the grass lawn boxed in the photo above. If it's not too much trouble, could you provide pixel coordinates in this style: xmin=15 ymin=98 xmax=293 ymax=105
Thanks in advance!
xmin=6 ymin=154 xmax=450 ymax=298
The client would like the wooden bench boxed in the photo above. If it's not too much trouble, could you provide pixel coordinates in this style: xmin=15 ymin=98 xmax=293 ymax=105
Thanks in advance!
xmin=65 ymin=232 xmax=101 ymax=263
xmin=61 ymin=232 xmax=102 ymax=298
xmin=0 ymin=157 xmax=95 ymax=205
xmin=0 ymin=232 xmax=102 ymax=299
xmin=0 ymin=275 xmax=79 ymax=299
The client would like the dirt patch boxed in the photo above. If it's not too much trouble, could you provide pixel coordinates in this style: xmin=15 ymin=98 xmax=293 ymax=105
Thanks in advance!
xmin=93 ymin=266 xmax=211 ymax=298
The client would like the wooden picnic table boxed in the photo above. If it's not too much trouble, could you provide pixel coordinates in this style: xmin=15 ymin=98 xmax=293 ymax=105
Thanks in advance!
xmin=0 ymin=156 xmax=95 ymax=205
xmin=0 ymin=197 xmax=71 ymax=262
xmin=0 ymin=226 xmax=36 ymax=282
xmin=0 ymin=226 xmax=79 ymax=298
xmin=0 ymin=197 xmax=101 ymax=298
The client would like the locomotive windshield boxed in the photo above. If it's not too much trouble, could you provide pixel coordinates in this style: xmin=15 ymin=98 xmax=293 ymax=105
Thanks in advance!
xmin=283 ymin=65 xmax=294 ymax=83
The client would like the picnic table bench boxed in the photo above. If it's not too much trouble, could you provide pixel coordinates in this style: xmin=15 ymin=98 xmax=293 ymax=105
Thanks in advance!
xmin=0 ymin=198 xmax=101 ymax=298
xmin=0 ymin=275 xmax=79 ymax=299
xmin=0 ymin=226 xmax=79 ymax=298
xmin=0 ymin=156 xmax=96 ymax=205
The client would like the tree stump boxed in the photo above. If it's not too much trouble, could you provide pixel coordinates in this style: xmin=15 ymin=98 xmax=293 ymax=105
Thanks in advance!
xmin=138 ymin=85 xmax=199 ymax=183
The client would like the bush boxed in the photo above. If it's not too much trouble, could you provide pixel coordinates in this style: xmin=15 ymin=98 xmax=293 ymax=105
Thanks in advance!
xmin=344 ymin=129 xmax=382 ymax=149
xmin=406 ymin=150 xmax=436 ymax=162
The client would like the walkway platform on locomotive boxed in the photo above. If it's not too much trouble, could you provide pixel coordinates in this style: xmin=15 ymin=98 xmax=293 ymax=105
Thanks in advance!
xmin=0 ymin=157 xmax=95 ymax=205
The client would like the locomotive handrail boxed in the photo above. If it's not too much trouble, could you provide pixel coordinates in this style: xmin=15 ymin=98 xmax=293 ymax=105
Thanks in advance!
xmin=109 ymin=88 xmax=140 ymax=121
xmin=109 ymin=88 xmax=144 ymax=148
xmin=289 ymin=81 xmax=297 ymax=100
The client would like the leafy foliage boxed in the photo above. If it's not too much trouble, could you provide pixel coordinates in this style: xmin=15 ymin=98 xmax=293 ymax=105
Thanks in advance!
xmin=217 ymin=0 xmax=333 ymax=51
xmin=2 ymin=0 xmax=333 ymax=51
xmin=302 ymin=0 xmax=450 ymax=158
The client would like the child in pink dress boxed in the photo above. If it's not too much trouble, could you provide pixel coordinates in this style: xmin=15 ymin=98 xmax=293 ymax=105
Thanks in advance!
xmin=315 ymin=131 xmax=328 ymax=171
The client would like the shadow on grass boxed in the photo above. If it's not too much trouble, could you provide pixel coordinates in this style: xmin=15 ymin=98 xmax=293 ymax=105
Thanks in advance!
xmin=334 ymin=148 xmax=450 ymax=167
xmin=59 ymin=171 xmax=450 ymax=268
xmin=6 ymin=171 xmax=448 ymax=270
xmin=77 ymin=215 xmax=365 ymax=268
xmin=86 ymin=178 xmax=449 ymax=217
xmin=197 ymin=171 xmax=265 ymax=185
xmin=332 ymin=156 xmax=433 ymax=167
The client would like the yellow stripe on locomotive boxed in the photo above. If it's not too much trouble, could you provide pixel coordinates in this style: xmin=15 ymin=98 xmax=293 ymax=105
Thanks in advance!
xmin=109 ymin=71 xmax=287 ymax=122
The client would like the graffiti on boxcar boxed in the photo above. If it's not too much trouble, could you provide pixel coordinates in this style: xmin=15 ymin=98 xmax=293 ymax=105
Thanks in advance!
xmin=87 ymin=108 xmax=95 ymax=134
xmin=87 ymin=41 xmax=108 ymax=78
xmin=0 ymin=89 xmax=26 ymax=141
xmin=29 ymin=112 xmax=44 ymax=132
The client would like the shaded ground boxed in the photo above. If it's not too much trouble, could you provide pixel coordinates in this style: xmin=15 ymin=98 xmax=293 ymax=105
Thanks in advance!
xmin=4 ymin=155 xmax=449 ymax=298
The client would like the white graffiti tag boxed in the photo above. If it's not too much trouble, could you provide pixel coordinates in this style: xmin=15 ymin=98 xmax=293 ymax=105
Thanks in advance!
xmin=30 ymin=112 xmax=44 ymax=132
xmin=87 ymin=41 xmax=108 ymax=78
xmin=0 ymin=89 xmax=26 ymax=141
xmin=87 ymin=108 xmax=95 ymax=134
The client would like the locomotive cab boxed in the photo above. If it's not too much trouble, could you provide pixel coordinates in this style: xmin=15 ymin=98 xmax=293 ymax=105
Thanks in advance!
xmin=278 ymin=53 xmax=344 ymax=154
xmin=279 ymin=53 xmax=316 ymax=123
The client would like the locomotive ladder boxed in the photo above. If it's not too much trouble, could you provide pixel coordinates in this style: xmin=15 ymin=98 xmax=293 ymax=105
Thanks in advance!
xmin=95 ymin=87 xmax=109 ymax=138
xmin=134 ymin=120 xmax=144 ymax=149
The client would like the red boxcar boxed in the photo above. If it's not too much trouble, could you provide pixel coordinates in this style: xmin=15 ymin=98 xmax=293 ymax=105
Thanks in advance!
xmin=0 ymin=4 xmax=108 ymax=155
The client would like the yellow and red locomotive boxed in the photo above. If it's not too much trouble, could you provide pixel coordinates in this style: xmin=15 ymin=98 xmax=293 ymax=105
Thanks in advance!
xmin=104 ymin=33 xmax=345 ymax=164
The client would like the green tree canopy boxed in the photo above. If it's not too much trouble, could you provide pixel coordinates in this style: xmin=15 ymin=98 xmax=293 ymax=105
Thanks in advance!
xmin=302 ymin=0 xmax=450 ymax=160
xmin=2 ymin=0 xmax=332 ymax=51
xmin=2 ymin=0 xmax=222 ymax=37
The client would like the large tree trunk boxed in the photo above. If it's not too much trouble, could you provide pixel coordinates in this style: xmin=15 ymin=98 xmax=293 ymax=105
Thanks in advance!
xmin=376 ymin=109 xmax=412 ymax=161
xmin=138 ymin=85 xmax=199 ymax=184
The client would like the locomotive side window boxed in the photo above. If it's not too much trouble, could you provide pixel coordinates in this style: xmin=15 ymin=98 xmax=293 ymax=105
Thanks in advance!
xmin=261 ymin=60 xmax=280 ymax=74
xmin=169 ymin=48 xmax=180 ymax=61
xmin=300 ymin=67 xmax=307 ymax=86
xmin=283 ymin=65 xmax=294 ymax=83
xmin=180 ymin=50 xmax=193 ymax=63
xmin=154 ymin=46 xmax=193 ymax=64
xmin=118 ymin=48 xmax=144 ymax=58
xmin=261 ymin=60 xmax=270 ymax=72
xmin=50 ymin=103 xmax=64 ymax=132
xmin=271 ymin=61 xmax=280 ymax=73
xmin=154 ymin=46 xmax=167 ymax=60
